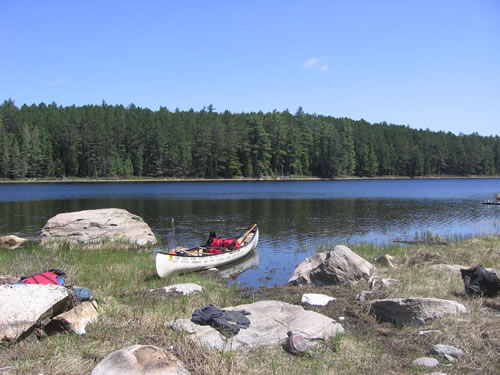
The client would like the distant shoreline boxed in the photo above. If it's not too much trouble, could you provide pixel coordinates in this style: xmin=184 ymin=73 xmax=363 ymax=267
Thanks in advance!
xmin=1 ymin=175 xmax=499 ymax=184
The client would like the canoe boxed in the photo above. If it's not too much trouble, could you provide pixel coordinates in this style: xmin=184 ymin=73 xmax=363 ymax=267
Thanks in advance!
xmin=155 ymin=225 xmax=259 ymax=278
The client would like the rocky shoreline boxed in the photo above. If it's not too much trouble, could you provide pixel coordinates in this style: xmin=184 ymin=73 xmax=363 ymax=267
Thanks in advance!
xmin=1 ymin=208 xmax=499 ymax=374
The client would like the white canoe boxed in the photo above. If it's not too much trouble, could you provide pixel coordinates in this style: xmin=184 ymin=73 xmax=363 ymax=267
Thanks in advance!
xmin=155 ymin=226 xmax=259 ymax=278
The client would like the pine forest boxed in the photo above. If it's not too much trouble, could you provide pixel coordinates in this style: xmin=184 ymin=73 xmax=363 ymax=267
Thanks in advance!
xmin=0 ymin=99 xmax=499 ymax=180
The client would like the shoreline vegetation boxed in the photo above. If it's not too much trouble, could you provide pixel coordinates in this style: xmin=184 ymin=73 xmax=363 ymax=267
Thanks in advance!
xmin=1 ymin=174 xmax=500 ymax=184
xmin=1 ymin=234 xmax=499 ymax=374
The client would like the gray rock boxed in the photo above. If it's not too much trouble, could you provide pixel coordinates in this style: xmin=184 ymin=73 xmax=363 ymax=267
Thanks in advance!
xmin=91 ymin=345 xmax=190 ymax=375
xmin=166 ymin=300 xmax=344 ymax=353
xmin=52 ymin=300 xmax=98 ymax=335
xmin=0 ymin=284 xmax=71 ymax=342
xmin=0 ymin=235 xmax=27 ymax=249
xmin=355 ymin=291 xmax=373 ymax=302
xmin=288 ymin=245 xmax=373 ymax=286
xmin=301 ymin=293 xmax=336 ymax=306
xmin=149 ymin=283 xmax=203 ymax=296
xmin=430 ymin=344 xmax=464 ymax=359
xmin=370 ymin=298 xmax=467 ymax=326
xmin=412 ymin=357 xmax=439 ymax=368
xmin=374 ymin=254 xmax=395 ymax=268
xmin=41 ymin=208 xmax=157 ymax=247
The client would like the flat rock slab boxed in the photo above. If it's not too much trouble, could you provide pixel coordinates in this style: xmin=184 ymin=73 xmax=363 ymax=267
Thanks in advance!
xmin=301 ymin=293 xmax=336 ymax=306
xmin=52 ymin=300 xmax=98 ymax=335
xmin=370 ymin=298 xmax=467 ymax=326
xmin=0 ymin=284 xmax=71 ymax=342
xmin=91 ymin=345 xmax=190 ymax=375
xmin=41 ymin=208 xmax=157 ymax=247
xmin=149 ymin=283 xmax=203 ymax=296
xmin=289 ymin=245 xmax=373 ymax=286
xmin=166 ymin=300 xmax=344 ymax=353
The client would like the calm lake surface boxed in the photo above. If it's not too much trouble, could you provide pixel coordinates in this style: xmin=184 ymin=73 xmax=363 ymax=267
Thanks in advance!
xmin=1 ymin=179 xmax=499 ymax=288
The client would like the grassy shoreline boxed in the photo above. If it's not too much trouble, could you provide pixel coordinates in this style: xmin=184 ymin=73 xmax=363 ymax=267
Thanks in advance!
xmin=1 ymin=174 xmax=500 ymax=184
xmin=1 ymin=235 xmax=499 ymax=374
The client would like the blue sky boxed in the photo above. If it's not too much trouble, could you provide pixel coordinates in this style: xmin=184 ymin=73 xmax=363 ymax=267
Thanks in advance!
xmin=1 ymin=1 xmax=499 ymax=136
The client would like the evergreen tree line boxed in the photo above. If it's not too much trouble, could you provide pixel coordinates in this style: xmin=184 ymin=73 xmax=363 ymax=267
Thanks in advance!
xmin=0 ymin=99 xmax=499 ymax=179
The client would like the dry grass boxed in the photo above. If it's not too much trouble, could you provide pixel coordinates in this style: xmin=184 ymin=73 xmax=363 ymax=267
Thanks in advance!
xmin=0 ymin=235 xmax=499 ymax=374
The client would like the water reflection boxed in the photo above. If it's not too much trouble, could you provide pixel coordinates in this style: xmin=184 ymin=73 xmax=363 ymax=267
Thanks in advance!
xmin=0 ymin=180 xmax=499 ymax=287
xmin=217 ymin=250 xmax=259 ymax=280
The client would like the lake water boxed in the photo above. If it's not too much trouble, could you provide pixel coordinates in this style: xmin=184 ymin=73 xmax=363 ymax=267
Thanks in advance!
xmin=0 ymin=179 xmax=499 ymax=288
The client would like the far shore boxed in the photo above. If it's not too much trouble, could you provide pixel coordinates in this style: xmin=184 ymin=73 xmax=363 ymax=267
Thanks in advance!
xmin=1 ymin=174 xmax=500 ymax=184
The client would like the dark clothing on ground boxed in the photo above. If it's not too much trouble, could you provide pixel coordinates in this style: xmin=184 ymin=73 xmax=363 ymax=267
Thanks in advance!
xmin=460 ymin=264 xmax=500 ymax=297
xmin=191 ymin=304 xmax=251 ymax=337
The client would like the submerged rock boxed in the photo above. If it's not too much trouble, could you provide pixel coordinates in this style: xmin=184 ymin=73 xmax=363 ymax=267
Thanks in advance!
xmin=166 ymin=300 xmax=344 ymax=353
xmin=288 ymin=245 xmax=373 ymax=286
xmin=91 ymin=345 xmax=190 ymax=375
xmin=41 ymin=208 xmax=157 ymax=247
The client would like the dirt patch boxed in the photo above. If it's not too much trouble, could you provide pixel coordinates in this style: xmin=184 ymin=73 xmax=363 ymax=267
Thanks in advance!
xmin=404 ymin=247 xmax=441 ymax=267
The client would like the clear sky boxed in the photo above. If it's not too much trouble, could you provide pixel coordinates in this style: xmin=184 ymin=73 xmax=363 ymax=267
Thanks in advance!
xmin=1 ymin=1 xmax=499 ymax=136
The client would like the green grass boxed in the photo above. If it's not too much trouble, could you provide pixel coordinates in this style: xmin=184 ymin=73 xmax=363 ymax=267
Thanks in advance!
xmin=1 ymin=235 xmax=499 ymax=374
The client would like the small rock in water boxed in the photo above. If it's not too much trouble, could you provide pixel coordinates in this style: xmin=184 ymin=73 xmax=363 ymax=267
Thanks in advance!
xmin=412 ymin=357 xmax=439 ymax=368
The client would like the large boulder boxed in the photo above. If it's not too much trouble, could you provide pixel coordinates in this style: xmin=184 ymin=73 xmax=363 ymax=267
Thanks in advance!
xmin=288 ymin=245 xmax=373 ymax=286
xmin=370 ymin=298 xmax=467 ymax=326
xmin=0 ymin=284 xmax=71 ymax=342
xmin=91 ymin=345 xmax=190 ymax=375
xmin=41 ymin=208 xmax=157 ymax=247
xmin=165 ymin=300 xmax=344 ymax=353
